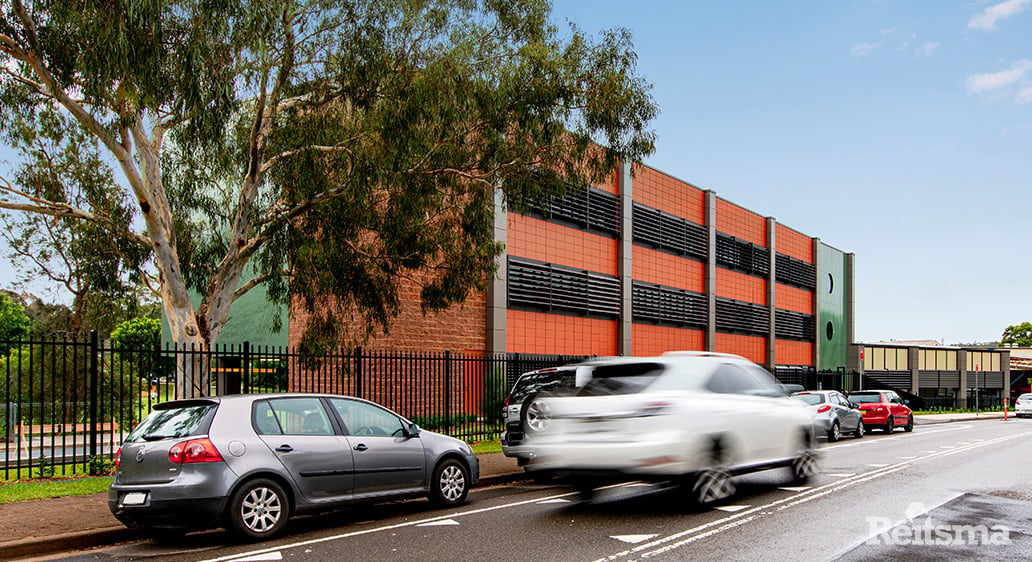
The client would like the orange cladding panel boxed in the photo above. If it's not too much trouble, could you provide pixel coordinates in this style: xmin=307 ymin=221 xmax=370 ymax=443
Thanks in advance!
xmin=507 ymin=310 xmax=618 ymax=355
xmin=632 ymin=324 xmax=705 ymax=356
xmin=631 ymin=164 xmax=706 ymax=224
xmin=633 ymin=246 xmax=705 ymax=293
xmin=715 ymin=333 xmax=766 ymax=364
xmin=775 ymin=224 xmax=813 ymax=263
xmin=716 ymin=198 xmax=766 ymax=247
xmin=776 ymin=284 xmax=814 ymax=314
xmin=716 ymin=268 xmax=767 ymax=306
xmin=507 ymin=214 xmax=618 ymax=275
xmin=776 ymin=340 xmax=814 ymax=366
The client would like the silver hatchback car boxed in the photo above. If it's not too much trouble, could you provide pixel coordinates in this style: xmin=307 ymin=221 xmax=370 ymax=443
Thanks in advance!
xmin=109 ymin=394 xmax=479 ymax=540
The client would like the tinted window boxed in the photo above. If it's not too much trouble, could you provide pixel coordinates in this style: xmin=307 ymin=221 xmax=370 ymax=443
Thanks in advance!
xmin=510 ymin=369 xmax=577 ymax=403
xmin=265 ymin=397 xmax=334 ymax=436
xmin=253 ymin=400 xmax=283 ymax=435
xmin=793 ymin=394 xmax=824 ymax=406
xmin=126 ymin=403 xmax=217 ymax=442
xmin=578 ymin=362 xmax=665 ymax=396
xmin=330 ymin=399 xmax=406 ymax=437
xmin=850 ymin=393 xmax=884 ymax=404
xmin=707 ymin=364 xmax=783 ymax=396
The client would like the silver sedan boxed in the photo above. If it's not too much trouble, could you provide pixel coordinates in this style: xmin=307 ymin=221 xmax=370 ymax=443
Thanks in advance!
xmin=792 ymin=390 xmax=865 ymax=441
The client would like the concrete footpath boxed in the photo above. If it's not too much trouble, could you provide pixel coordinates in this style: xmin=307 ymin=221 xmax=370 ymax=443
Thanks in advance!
xmin=0 ymin=412 xmax=1012 ymax=561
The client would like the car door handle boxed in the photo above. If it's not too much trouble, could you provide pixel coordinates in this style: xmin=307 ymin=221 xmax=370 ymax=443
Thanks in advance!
xmin=275 ymin=444 xmax=293 ymax=453
xmin=354 ymin=443 xmax=368 ymax=452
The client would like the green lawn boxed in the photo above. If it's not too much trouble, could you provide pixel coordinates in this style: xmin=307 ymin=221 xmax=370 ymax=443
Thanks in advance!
xmin=0 ymin=476 xmax=112 ymax=504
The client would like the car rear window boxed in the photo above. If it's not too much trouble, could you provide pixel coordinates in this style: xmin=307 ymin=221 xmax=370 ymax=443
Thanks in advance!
xmin=793 ymin=393 xmax=825 ymax=405
xmin=850 ymin=393 xmax=883 ymax=404
xmin=125 ymin=402 xmax=218 ymax=442
xmin=509 ymin=369 xmax=577 ymax=403
xmin=577 ymin=362 xmax=664 ymax=396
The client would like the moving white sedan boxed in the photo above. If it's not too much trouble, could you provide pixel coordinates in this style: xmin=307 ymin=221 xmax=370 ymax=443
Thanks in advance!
xmin=524 ymin=352 xmax=818 ymax=506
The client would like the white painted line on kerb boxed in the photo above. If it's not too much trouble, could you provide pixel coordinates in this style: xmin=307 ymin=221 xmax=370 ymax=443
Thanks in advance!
xmin=593 ymin=431 xmax=1031 ymax=562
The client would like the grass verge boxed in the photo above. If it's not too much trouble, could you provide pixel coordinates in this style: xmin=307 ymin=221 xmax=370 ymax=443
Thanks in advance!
xmin=0 ymin=476 xmax=112 ymax=504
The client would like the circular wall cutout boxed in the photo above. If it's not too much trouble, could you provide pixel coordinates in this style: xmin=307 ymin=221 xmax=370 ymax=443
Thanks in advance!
xmin=828 ymin=273 xmax=834 ymax=294
xmin=826 ymin=321 xmax=834 ymax=341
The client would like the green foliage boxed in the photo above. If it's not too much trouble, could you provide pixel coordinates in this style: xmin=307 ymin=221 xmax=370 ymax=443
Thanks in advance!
xmin=1002 ymin=322 xmax=1032 ymax=347
xmin=410 ymin=413 xmax=477 ymax=431
xmin=88 ymin=455 xmax=115 ymax=476
xmin=0 ymin=0 xmax=657 ymax=365
xmin=480 ymin=366 xmax=508 ymax=425
xmin=0 ymin=476 xmax=113 ymax=501
xmin=110 ymin=317 xmax=160 ymax=349
xmin=34 ymin=455 xmax=55 ymax=479
xmin=0 ymin=292 xmax=31 ymax=354
xmin=250 ymin=358 xmax=288 ymax=391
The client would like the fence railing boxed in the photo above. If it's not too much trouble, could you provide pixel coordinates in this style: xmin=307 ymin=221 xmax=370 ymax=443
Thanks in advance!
xmin=1 ymin=334 xmax=584 ymax=479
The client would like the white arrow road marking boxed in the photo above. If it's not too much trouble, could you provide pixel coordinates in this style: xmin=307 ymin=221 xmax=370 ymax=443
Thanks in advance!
xmin=232 ymin=554 xmax=282 ymax=562
xmin=537 ymin=498 xmax=572 ymax=504
xmin=714 ymin=505 xmax=750 ymax=512
xmin=611 ymin=534 xmax=659 ymax=544
xmin=417 ymin=519 xmax=459 ymax=527
xmin=825 ymin=473 xmax=856 ymax=478
xmin=778 ymin=486 xmax=811 ymax=492
xmin=866 ymin=463 xmax=890 ymax=467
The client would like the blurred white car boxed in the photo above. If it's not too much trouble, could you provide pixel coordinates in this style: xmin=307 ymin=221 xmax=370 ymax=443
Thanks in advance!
xmin=524 ymin=352 xmax=818 ymax=506
xmin=1015 ymin=393 xmax=1032 ymax=417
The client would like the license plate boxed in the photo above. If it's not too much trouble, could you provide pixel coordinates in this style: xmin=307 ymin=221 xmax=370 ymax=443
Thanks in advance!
xmin=121 ymin=492 xmax=148 ymax=506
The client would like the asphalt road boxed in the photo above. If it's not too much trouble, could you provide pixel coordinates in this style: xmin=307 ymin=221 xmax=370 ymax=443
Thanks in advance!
xmin=50 ymin=419 xmax=1032 ymax=562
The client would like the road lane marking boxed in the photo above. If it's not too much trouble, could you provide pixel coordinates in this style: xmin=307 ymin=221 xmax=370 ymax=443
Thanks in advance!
xmin=594 ymin=430 xmax=1032 ymax=562
xmin=779 ymin=486 xmax=811 ymax=492
xmin=866 ymin=463 xmax=890 ymax=467
xmin=714 ymin=505 xmax=750 ymax=512
xmin=898 ymin=456 xmax=916 ymax=459
xmin=537 ymin=498 xmax=572 ymax=504
xmin=416 ymin=519 xmax=459 ymax=527
xmin=232 ymin=554 xmax=282 ymax=562
xmin=611 ymin=534 xmax=659 ymax=544
xmin=825 ymin=473 xmax=856 ymax=478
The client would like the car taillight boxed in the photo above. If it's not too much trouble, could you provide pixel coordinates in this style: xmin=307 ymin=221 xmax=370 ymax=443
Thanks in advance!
xmin=817 ymin=405 xmax=831 ymax=413
xmin=115 ymin=447 xmax=121 ymax=468
xmin=169 ymin=438 xmax=224 ymax=464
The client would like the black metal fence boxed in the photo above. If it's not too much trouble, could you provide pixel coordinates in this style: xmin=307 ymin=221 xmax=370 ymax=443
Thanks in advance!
xmin=1 ymin=333 xmax=583 ymax=479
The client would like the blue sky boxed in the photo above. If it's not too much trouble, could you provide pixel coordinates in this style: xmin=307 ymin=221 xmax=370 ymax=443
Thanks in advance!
xmin=1 ymin=1 xmax=1028 ymax=345
xmin=549 ymin=0 xmax=1031 ymax=345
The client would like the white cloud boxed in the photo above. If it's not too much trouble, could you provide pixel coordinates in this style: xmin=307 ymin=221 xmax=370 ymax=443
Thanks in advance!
xmin=914 ymin=42 xmax=940 ymax=57
xmin=965 ymin=60 xmax=1032 ymax=94
xmin=851 ymin=40 xmax=885 ymax=58
xmin=1018 ymin=86 xmax=1032 ymax=103
xmin=968 ymin=0 xmax=1031 ymax=30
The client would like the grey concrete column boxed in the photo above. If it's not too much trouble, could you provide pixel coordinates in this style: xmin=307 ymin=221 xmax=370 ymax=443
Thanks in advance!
xmin=485 ymin=188 xmax=507 ymax=355
xmin=812 ymin=238 xmax=821 ymax=372
xmin=909 ymin=347 xmax=920 ymax=395
xmin=705 ymin=191 xmax=717 ymax=352
xmin=766 ymin=217 xmax=777 ymax=371
xmin=618 ymin=161 xmax=633 ymax=356
xmin=958 ymin=350 xmax=968 ymax=409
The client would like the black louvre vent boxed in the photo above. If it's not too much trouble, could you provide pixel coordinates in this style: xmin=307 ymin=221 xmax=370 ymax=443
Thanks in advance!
xmin=631 ymin=281 xmax=707 ymax=328
xmin=715 ymin=233 xmax=769 ymax=277
xmin=631 ymin=203 xmax=707 ymax=259
xmin=775 ymin=254 xmax=816 ymax=290
xmin=715 ymin=297 xmax=769 ymax=336
xmin=775 ymin=309 xmax=815 ymax=341
xmin=527 ymin=187 xmax=620 ymax=237
xmin=507 ymin=257 xmax=620 ymax=318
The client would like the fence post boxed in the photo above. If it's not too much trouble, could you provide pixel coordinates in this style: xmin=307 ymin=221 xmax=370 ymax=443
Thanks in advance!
xmin=444 ymin=350 xmax=452 ymax=433
xmin=242 ymin=341 xmax=251 ymax=394
xmin=88 ymin=330 xmax=99 ymax=475
xmin=355 ymin=346 xmax=363 ymax=398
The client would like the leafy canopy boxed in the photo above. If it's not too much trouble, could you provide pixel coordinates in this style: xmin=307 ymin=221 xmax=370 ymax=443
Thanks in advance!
xmin=0 ymin=0 xmax=657 ymax=358
xmin=1002 ymin=322 xmax=1032 ymax=347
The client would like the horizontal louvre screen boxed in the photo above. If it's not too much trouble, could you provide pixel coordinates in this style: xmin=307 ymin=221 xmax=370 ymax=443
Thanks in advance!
xmin=775 ymin=253 xmax=816 ymax=290
xmin=715 ymin=232 xmax=769 ymax=277
xmin=527 ymin=187 xmax=619 ymax=237
xmin=507 ymin=257 xmax=620 ymax=319
xmin=631 ymin=281 xmax=707 ymax=328
xmin=632 ymin=202 xmax=707 ymax=259
xmin=775 ymin=309 xmax=815 ymax=341
xmin=715 ymin=297 xmax=769 ymax=336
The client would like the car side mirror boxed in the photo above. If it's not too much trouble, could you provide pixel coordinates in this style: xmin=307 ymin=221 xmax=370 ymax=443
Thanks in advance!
xmin=406 ymin=423 xmax=421 ymax=438
xmin=850 ymin=402 xmax=859 ymax=409
xmin=904 ymin=400 xmax=910 ymax=406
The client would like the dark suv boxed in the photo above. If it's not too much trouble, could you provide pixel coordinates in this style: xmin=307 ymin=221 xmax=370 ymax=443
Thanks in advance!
xmin=500 ymin=365 xmax=593 ymax=464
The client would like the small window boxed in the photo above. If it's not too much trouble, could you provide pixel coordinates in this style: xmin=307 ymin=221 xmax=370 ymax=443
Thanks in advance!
xmin=253 ymin=400 xmax=282 ymax=435
xmin=266 ymin=397 xmax=334 ymax=436
xmin=331 ymin=398 xmax=406 ymax=437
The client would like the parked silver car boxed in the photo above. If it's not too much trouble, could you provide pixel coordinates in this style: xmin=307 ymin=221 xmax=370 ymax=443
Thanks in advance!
xmin=791 ymin=390 xmax=865 ymax=441
xmin=109 ymin=394 xmax=479 ymax=541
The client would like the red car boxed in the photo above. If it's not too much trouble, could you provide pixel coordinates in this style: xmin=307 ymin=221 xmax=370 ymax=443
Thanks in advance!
xmin=848 ymin=390 xmax=914 ymax=433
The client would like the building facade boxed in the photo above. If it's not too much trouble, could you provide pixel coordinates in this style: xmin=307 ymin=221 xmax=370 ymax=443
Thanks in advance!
xmin=291 ymin=161 xmax=855 ymax=380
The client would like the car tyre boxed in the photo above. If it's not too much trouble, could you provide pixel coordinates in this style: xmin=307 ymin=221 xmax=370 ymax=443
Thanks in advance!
xmin=521 ymin=392 xmax=554 ymax=435
xmin=884 ymin=416 xmax=895 ymax=433
xmin=575 ymin=480 xmax=597 ymax=501
xmin=789 ymin=430 xmax=819 ymax=485
xmin=228 ymin=478 xmax=289 ymax=541
xmin=430 ymin=459 xmax=469 ymax=507
xmin=854 ymin=419 xmax=865 ymax=439
xmin=827 ymin=420 xmax=841 ymax=442
xmin=904 ymin=415 xmax=914 ymax=432
xmin=685 ymin=439 xmax=736 ymax=508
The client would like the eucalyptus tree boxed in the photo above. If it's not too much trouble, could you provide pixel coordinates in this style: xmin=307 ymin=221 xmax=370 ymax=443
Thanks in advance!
xmin=0 ymin=0 xmax=657 ymax=398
